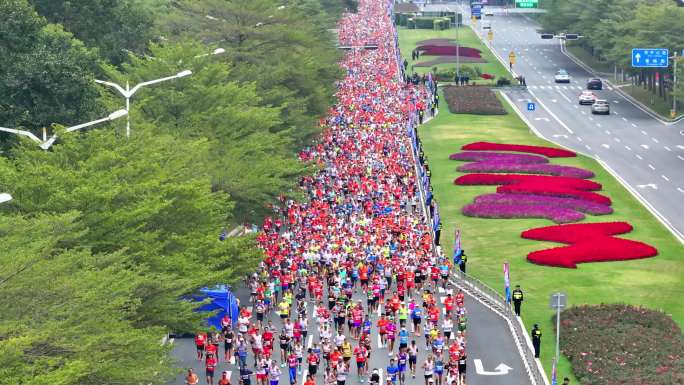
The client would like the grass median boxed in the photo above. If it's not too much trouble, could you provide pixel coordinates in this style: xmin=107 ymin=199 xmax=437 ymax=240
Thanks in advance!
xmin=419 ymin=89 xmax=684 ymax=382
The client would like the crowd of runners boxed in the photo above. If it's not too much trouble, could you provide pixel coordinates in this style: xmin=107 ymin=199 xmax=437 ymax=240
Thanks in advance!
xmin=187 ymin=1 xmax=469 ymax=385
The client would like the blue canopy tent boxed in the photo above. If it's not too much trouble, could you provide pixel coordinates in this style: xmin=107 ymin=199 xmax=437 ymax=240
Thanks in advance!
xmin=195 ymin=285 xmax=240 ymax=330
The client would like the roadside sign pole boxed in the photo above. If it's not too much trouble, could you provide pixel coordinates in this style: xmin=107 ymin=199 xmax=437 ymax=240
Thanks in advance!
xmin=555 ymin=295 xmax=561 ymax=363
xmin=456 ymin=21 xmax=460 ymax=84
xmin=673 ymin=51 xmax=678 ymax=118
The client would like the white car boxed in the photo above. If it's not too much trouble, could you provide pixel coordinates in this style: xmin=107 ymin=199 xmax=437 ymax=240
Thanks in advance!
xmin=578 ymin=91 xmax=596 ymax=105
xmin=554 ymin=69 xmax=571 ymax=83
xmin=484 ymin=10 xmax=494 ymax=16
xmin=591 ymin=99 xmax=610 ymax=115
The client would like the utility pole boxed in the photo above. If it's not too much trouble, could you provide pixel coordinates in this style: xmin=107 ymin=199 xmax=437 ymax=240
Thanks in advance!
xmin=672 ymin=51 xmax=678 ymax=119
xmin=456 ymin=18 xmax=460 ymax=84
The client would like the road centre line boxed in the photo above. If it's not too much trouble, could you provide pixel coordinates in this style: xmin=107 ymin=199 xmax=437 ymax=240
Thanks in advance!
xmin=527 ymin=89 xmax=574 ymax=134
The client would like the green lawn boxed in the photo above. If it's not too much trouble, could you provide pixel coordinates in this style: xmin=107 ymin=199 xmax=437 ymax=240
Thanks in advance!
xmin=419 ymin=89 xmax=684 ymax=382
xmin=398 ymin=26 xmax=510 ymax=85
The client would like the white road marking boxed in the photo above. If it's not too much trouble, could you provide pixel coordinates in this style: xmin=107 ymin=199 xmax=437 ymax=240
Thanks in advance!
xmin=580 ymin=110 xmax=586 ymax=115
xmin=622 ymin=117 xmax=628 ymax=121
xmin=585 ymin=144 xmax=592 ymax=150
xmin=557 ymin=91 xmax=572 ymax=103
xmin=678 ymin=145 xmax=684 ymax=150
xmin=641 ymin=144 xmax=649 ymax=149
xmin=625 ymin=145 xmax=632 ymax=151
xmin=307 ymin=334 xmax=313 ymax=349
xmin=641 ymin=130 xmax=648 ymax=135
xmin=678 ymin=155 xmax=684 ymax=161
xmin=648 ymin=164 xmax=656 ymax=170
xmin=636 ymin=154 xmax=643 ymax=160
xmin=596 ymin=123 xmax=602 ymax=127
xmin=614 ymin=111 xmax=619 ymax=115
xmin=577 ymin=137 xmax=583 ymax=142
xmin=614 ymin=137 xmax=621 ymax=143
xmin=652 ymin=137 xmax=659 ymax=143
xmin=605 ymin=130 xmax=611 ymax=135
xmin=602 ymin=144 xmax=610 ymax=149
xmin=678 ymin=187 xmax=684 ymax=194
xmin=614 ymin=100 xmax=619 ymax=103
xmin=662 ymin=175 xmax=670 ymax=182
xmin=664 ymin=146 xmax=672 ymax=151
xmin=574 ymin=105 xmax=579 ymax=109
xmin=631 ymin=123 xmax=638 ymax=128
xmin=526 ymin=89 xmax=575 ymax=134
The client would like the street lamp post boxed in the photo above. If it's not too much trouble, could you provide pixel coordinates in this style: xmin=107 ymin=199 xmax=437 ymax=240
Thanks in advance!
xmin=0 ymin=109 xmax=128 ymax=150
xmin=672 ymin=51 xmax=679 ymax=118
xmin=95 ymin=70 xmax=192 ymax=138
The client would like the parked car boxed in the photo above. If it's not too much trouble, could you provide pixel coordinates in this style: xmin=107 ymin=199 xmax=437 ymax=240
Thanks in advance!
xmin=554 ymin=69 xmax=571 ymax=83
xmin=591 ymin=99 xmax=610 ymax=115
xmin=578 ymin=91 xmax=597 ymax=105
xmin=587 ymin=78 xmax=603 ymax=90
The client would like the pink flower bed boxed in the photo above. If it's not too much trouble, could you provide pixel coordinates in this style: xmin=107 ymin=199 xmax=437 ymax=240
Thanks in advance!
xmin=457 ymin=161 xmax=595 ymax=179
xmin=416 ymin=45 xmax=483 ymax=58
xmin=497 ymin=184 xmax=612 ymax=205
xmin=462 ymin=142 xmax=577 ymax=158
xmin=474 ymin=194 xmax=612 ymax=215
xmin=449 ymin=151 xmax=549 ymax=164
xmin=521 ymin=222 xmax=658 ymax=268
xmin=463 ymin=203 xmax=585 ymax=223
xmin=454 ymin=174 xmax=602 ymax=191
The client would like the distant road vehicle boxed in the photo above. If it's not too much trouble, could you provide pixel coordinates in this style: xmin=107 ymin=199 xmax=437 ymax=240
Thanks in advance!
xmin=586 ymin=78 xmax=603 ymax=90
xmin=484 ymin=9 xmax=494 ymax=16
xmin=591 ymin=99 xmax=610 ymax=115
xmin=578 ymin=91 xmax=597 ymax=105
xmin=554 ymin=69 xmax=571 ymax=83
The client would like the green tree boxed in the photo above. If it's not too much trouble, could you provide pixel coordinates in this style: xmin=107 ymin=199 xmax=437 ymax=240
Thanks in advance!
xmin=0 ymin=0 xmax=102 ymax=132
xmin=29 ymin=0 xmax=155 ymax=65
xmin=0 ymin=212 xmax=175 ymax=385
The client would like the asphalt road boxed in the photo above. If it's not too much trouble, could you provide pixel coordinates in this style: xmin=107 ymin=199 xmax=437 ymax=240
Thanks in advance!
xmin=464 ymin=6 xmax=684 ymax=242
xmin=166 ymin=281 xmax=533 ymax=385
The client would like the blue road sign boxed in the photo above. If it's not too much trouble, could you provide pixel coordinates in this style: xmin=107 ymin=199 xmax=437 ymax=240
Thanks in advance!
xmin=527 ymin=102 xmax=535 ymax=111
xmin=631 ymin=48 xmax=669 ymax=68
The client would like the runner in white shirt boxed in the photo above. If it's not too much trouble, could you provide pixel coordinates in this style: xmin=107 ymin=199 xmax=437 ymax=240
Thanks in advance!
xmin=442 ymin=319 xmax=453 ymax=340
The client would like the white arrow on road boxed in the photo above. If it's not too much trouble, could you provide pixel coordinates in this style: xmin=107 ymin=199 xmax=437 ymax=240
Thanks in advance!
xmin=636 ymin=183 xmax=658 ymax=190
xmin=552 ymin=134 xmax=568 ymax=138
xmin=534 ymin=117 xmax=550 ymax=122
xmin=474 ymin=359 xmax=513 ymax=376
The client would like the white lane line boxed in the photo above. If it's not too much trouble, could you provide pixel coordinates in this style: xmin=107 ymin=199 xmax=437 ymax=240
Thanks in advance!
xmin=577 ymin=136 xmax=583 ymax=142
xmin=631 ymin=123 xmax=637 ymax=128
xmin=652 ymin=137 xmax=659 ymax=143
xmin=596 ymin=123 xmax=602 ymax=127
xmin=614 ymin=137 xmax=621 ymax=143
xmin=625 ymin=145 xmax=632 ymax=151
xmin=648 ymin=164 xmax=656 ymax=170
xmin=585 ymin=144 xmax=592 ymax=150
xmin=678 ymin=187 xmax=684 ymax=194
xmin=588 ymin=117 xmax=594 ymax=121
xmin=622 ymin=117 xmax=628 ymax=122
xmin=641 ymin=130 xmax=648 ymax=135
xmin=678 ymin=155 xmax=684 ymax=161
xmin=664 ymin=146 xmax=672 ymax=151
xmin=601 ymin=144 xmax=610 ymax=149
xmin=580 ymin=110 xmax=586 ymax=115
xmin=605 ymin=130 xmax=611 ymax=135
xmin=527 ymin=88 xmax=575 ymax=134
xmin=557 ymin=90 xmax=572 ymax=103
xmin=636 ymin=154 xmax=643 ymax=160
xmin=614 ymin=111 xmax=619 ymax=115
xmin=662 ymin=175 xmax=670 ymax=182
xmin=574 ymin=105 xmax=579 ymax=109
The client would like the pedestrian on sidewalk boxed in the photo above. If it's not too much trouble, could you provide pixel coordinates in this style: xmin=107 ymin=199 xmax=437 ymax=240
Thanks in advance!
xmin=512 ymin=285 xmax=524 ymax=316
xmin=458 ymin=251 xmax=467 ymax=274
xmin=531 ymin=324 xmax=542 ymax=358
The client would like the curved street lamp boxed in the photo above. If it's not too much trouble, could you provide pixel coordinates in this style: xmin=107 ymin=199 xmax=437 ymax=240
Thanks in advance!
xmin=0 ymin=109 xmax=128 ymax=150
xmin=95 ymin=70 xmax=192 ymax=138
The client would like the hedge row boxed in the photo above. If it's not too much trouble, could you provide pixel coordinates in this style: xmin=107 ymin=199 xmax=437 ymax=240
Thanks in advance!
xmin=406 ymin=16 xmax=451 ymax=30
xmin=559 ymin=304 xmax=684 ymax=385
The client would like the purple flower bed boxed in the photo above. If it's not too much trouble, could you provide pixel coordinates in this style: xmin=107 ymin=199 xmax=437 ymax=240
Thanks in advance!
xmin=449 ymin=151 xmax=548 ymax=164
xmin=474 ymin=193 xmax=613 ymax=215
xmin=457 ymin=161 xmax=595 ymax=179
xmin=462 ymin=203 xmax=585 ymax=224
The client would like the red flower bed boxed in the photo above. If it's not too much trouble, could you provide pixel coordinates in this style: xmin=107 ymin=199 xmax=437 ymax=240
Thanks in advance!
xmin=454 ymin=174 xmax=602 ymax=191
xmin=480 ymin=73 xmax=495 ymax=79
xmin=521 ymin=222 xmax=658 ymax=268
xmin=462 ymin=142 xmax=576 ymax=158
xmin=416 ymin=45 xmax=483 ymax=58
xmin=497 ymin=184 xmax=612 ymax=205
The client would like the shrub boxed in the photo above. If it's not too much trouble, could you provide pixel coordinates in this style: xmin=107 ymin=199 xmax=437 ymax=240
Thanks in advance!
xmin=443 ymin=86 xmax=506 ymax=115
xmin=433 ymin=17 xmax=451 ymax=30
xmin=559 ymin=304 xmax=683 ymax=385
xmin=473 ymin=194 xmax=612 ymax=215
xmin=463 ymin=202 xmax=585 ymax=223
xmin=454 ymin=174 xmax=602 ymax=191
xmin=521 ymin=222 xmax=657 ymax=268
xmin=449 ymin=151 xmax=549 ymax=164
xmin=496 ymin=77 xmax=511 ymax=86
xmin=456 ymin=160 xmax=595 ymax=178
xmin=461 ymin=142 xmax=577 ymax=158
xmin=412 ymin=17 xmax=441 ymax=29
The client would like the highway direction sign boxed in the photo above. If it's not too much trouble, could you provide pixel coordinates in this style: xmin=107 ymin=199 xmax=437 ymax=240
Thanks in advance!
xmin=632 ymin=48 xmax=669 ymax=68
xmin=549 ymin=292 xmax=567 ymax=310
xmin=515 ymin=0 xmax=538 ymax=8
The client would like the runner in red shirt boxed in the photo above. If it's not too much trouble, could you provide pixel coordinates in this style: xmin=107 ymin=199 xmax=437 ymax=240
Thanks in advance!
xmin=354 ymin=344 xmax=368 ymax=380
xmin=205 ymin=353 xmax=218 ymax=385
xmin=444 ymin=294 xmax=454 ymax=316
xmin=195 ymin=332 xmax=207 ymax=361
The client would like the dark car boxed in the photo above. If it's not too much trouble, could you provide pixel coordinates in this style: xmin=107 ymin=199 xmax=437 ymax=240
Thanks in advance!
xmin=587 ymin=78 xmax=603 ymax=90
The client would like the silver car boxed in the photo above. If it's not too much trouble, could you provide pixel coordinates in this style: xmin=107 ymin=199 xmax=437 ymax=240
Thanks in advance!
xmin=591 ymin=99 xmax=610 ymax=115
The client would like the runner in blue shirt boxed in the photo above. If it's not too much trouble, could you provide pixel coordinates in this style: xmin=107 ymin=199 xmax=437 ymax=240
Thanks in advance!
xmin=411 ymin=306 xmax=423 ymax=336
xmin=398 ymin=327 xmax=410 ymax=350
xmin=386 ymin=358 xmax=400 ymax=384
